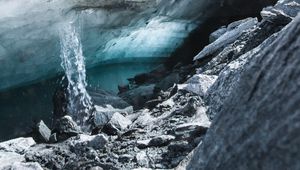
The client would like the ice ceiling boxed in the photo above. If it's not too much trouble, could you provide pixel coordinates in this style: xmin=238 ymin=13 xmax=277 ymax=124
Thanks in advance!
xmin=0 ymin=0 xmax=222 ymax=90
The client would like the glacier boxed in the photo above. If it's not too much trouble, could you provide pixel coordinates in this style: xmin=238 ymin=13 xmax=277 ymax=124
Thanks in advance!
xmin=0 ymin=0 xmax=216 ymax=90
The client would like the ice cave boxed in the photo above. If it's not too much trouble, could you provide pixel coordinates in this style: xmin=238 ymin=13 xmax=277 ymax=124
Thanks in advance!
xmin=0 ymin=0 xmax=299 ymax=169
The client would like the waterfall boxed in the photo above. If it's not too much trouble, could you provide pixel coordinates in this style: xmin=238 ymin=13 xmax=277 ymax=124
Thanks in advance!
xmin=59 ymin=21 xmax=93 ymax=127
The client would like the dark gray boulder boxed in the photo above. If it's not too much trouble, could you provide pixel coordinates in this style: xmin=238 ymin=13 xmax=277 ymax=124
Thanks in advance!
xmin=188 ymin=14 xmax=300 ymax=170
xmin=52 ymin=116 xmax=81 ymax=141
xmin=119 ymin=84 xmax=156 ymax=109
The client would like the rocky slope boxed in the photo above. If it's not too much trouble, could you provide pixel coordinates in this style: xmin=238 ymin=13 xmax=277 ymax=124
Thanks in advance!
xmin=0 ymin=0 xmax=300 ymax=169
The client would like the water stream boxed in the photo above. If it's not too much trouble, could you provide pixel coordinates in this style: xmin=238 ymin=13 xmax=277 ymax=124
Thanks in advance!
xmin=59 ymin=21 xmax=93 ymax=126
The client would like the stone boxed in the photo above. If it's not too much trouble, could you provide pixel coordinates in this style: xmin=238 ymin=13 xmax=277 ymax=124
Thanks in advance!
xmin=118 ymin=154 xmax=134 ymax=163
xmin=89 ymin=88 xmax=131 ymax=109
xmin=135 ymin=151 xmax=149 ymax=167
xmin=178 ymin=74 xmax=217 ymax=96
xmin=1 ymin=162 xmax=43 ymax=170
xmin=209 ymin=26 xmax=227 ymax=43
xmin=102 ymin=112 xmax=132 ymax=135
xmin=145 ymin=99 xmax=162 ymax=109
xmin=173 ymin=123 xmax=208 ymax=140
xmin=119 ymin=84 xmax=155 ymax=109
xmin=35 ymin=120 xmax=51 ymax=143
xmin=53 ymin=116 xmax=81 ymax=141
xmin=148 ymin=135 xmax=175 ymax=147
xmin=194 ymin=18 xmax=258 ymax=60
xmin=49 ymin=133 xmax=58 ymax=143
xmin=168 ymin=141 xmax=193 ymax=153
xmin=136 ymin=139 xmax=151 ymax=149
xmin=188 ymin=14 xmax=300 ymax=170
xmin=0 ymin=151 xmax=25 ymax=168
xmin=155 ymin=73 xmax=181 ymax=91
xmin=68 ymin=134 xmax=108 ymax=150
xmin=93 ymin=105 xmax=133 ymax=130
xmin=0 ymin=137 xmax=35 ymax=154
xmin=179 ymin=98 xmax=198 ymax=117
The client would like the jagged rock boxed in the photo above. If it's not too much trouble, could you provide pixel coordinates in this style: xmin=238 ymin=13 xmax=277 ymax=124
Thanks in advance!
xmin=194 ymin=17 xmax=258 ymax=60
xmin=261 ymin=6 xmax=293 ymax=24
xmin=145 ymin=99 xmax=162 ymax=109
xmin=205 ymin=28 xmax=281 ymax=119
xmin=168 ymin=141 xmax=193 ymax=153
xmin=25 ymin=144 xmax=75 ymax=169
xmin=136 ymin=139 xmax=151 ymax=149
xmin=53 ymin=116 xmax=81 ymax=141
xmin=178 ymin=74 xmax=217 ymax=96
xmin=89 ymin=88 xmax=131 ymax=109
xmin=209 ymin=26 xmax=227 ymax=43
xmin=173 ymin=123 xmax=208 ymax=140
xmin=102 ymin=112 xmax=132 ymax=135
xmin=93 ymin=105 xmax=133 ymax=130
xmin=0 ymin=151 xmax=25 ymax=168
xmin=135 ymin=151 xmax=149 ymax=167
xmin=119 ymin=84 xmax=155 ymax=109
xmin=188 ymin=14 xmax=300 ymax=170
xmin=155 ymin=73 xmax=181 ymax=91
xmin=49 ymin=133 xmax=58 ymax=143
xmin=178 ymin=98 xmax=198 ymax=117
xmin=35 ymin=120 xmax=51 ymax=143
xmin=1 ymin=162 xmax=43 ymax=170
xmin=119 ymin=154 xmax=134 ymax=163
xmin=68 ymin=134 xmax=108 ymax=150
xmin=149 ymin=135 xmax=175 ymax=147
xmin=0 ymin=137 xmax=35 ymax=154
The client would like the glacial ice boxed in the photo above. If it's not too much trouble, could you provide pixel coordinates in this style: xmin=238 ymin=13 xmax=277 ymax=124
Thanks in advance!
xmin=0 ymin=0 xmax=222 ymax=90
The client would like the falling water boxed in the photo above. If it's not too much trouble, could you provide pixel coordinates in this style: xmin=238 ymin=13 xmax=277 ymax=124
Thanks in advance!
xmin=59 ymin=21 xmax=93 ymax=127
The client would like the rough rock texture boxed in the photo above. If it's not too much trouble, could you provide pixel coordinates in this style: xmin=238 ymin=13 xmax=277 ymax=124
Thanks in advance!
xmin=1 ymin=0 xmax=299 ymax=170
xmin=188 ymin=4 xmax=300 ymax=170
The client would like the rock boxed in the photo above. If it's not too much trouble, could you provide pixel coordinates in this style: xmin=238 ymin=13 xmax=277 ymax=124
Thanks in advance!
xmin=155 ymin=72 xmax=181 ymax=91
xmin=93 ymin=105 xmax=133 ymax=130
xmin=168 ymin=84 xmax=179 ymax=98
xmin=118 ymin=84 xmax=130 ymax=94
xmin=0 ymin=151 xmax=25 ymax=168
xmin=188 ymin=14 xmax=300 ymax=170
xmin=179 ymin=98 xmax=198 ymax=117
xmin=102 ymin=112 xmax=132 ymax=135
xmin=35 ymin=120 xmax=51 ymax=143
xmin=135 ymin=151 xmax=149 ymax=167
xmin=168 ymin=141 xmax=193 ymax=153
xmin=173 ymin=123 xmax=208 ymax=140
xmin=261 ymin=6 xmax=293 ymax=25
xmin=149 ymin=135 xmax=175 ymax=147
xmin=25 ymin=144 xmax=74 ymax=169
xmin=204 ymin=26 xmax=282 ymax=119
xmin=209 ymin=26 xmax=227 ymax=43
xmin=48 ymin=133 xmax=57 ymax=143
xmin=53 ymin=116 xmax=81 ymax=141
xmin=68 ymin=134 xmax=108 ymax=150
xmin=52 ymin=84 xmax=68 ymax=121
xmin=88 ymin=88 xmax=131 ymax=109
xmin=1 ymin=162 xmax=43 ymax=170
xmin=194 ymin=17 xmax=258 ymax=60
xmin=145 ymin=99 xmax=162 ymax=109
xmin=136 ymin=139 xmax=151 ymax=149
xmin=118 ymin=154 xmax=134 ymax=163
xmin=90 ymin=166 xmax=104 ymax=170
xmin=0 ymin=137 xmax=35 ymax=154
xmin=178 ymin=74 xmax=217 ymax=96
xmin=119 ymin=84 xmax=155 ymax=109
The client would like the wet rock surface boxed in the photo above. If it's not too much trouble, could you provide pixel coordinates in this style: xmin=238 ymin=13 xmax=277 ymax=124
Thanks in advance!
xmin=1 ymin=0 xmax=299 ymax=169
